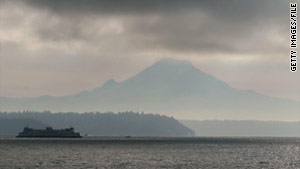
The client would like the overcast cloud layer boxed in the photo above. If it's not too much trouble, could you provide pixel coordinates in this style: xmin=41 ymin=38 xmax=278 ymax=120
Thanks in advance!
xmin=0 ymin=0 xmax=299 ymax=101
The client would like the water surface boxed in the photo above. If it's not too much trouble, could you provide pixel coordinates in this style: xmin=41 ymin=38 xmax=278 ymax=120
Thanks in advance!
xmin=0 ymin=137 xmax=299 ymax=169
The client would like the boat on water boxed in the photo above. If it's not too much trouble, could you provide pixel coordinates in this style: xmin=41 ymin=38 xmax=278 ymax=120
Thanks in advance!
xmin=16 ymin=126 xmax=82 ymax=138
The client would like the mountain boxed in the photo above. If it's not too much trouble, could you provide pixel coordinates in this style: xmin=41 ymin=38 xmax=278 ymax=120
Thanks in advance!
xmin=181 ymin=120 xmax=300 ymax=137
xmin=0 ymin=111 xmax=195 ymax=136
xmin=0 ymin=58 xmax=299 ymax=120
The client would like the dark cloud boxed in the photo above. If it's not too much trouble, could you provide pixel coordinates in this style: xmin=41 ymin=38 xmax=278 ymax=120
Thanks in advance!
xmin=127 ymin=10 xmax=287 ymax=55
xmin=23 ymin=0 xmax=288 ymax=28
xmin=25 ymin=0 xmax=181 ymax=15
xmin=19 ymin=0 xmax=289 ymax=55
xmin=24 ymin=0 xmax=283 ymax=16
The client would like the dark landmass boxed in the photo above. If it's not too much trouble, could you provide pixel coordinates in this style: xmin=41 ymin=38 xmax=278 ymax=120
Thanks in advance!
xmin=1 ymin=59 xmax=299 ymax=121
xmin=0 ymin=118 xmax=48 ymax=136
xmin=0 ymin=111 xmax=194 ymax=136
xmin=181 ymin=120 xmax=300 ymax=137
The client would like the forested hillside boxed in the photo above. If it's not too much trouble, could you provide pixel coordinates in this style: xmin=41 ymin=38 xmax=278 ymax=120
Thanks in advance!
xmin=0 ymin=111 xmax=194 ymax=136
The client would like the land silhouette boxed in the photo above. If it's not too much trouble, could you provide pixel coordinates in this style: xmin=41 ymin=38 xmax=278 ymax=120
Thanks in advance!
xmin=0 ymin=58 xmax=299 ymax=121
xmin=182 ymin=120 xmax=300 ymax=137
xmin=0 ymin=111 xmax=194 ymax=136
xmin=1 ymin=112 xmax=299 ymax=137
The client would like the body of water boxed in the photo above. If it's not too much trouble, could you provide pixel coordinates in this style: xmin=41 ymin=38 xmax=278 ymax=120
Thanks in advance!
xmin=0 ymin=137 xmax=299 ymax=169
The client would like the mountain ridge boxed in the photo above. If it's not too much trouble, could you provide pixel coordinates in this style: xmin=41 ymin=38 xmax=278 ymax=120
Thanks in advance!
xmin=0 ymin=58 xmax=299 ymax=121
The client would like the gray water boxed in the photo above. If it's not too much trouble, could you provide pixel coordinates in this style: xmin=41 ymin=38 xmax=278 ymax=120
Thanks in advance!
xmin=0 ymin=137 xmax=299 ymax=169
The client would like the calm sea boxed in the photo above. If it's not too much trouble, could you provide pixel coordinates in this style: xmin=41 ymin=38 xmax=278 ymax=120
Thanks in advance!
xmin=0 ymin=137 xmax=299 ymax=169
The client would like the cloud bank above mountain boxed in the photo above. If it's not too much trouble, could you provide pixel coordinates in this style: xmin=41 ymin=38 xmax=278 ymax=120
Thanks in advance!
xmin=0 ymin=0 xmax=299 ymax=101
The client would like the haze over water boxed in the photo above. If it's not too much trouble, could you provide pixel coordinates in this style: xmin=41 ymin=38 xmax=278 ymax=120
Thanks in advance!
xmin=1 ymin=137 xmax=299 ymax=169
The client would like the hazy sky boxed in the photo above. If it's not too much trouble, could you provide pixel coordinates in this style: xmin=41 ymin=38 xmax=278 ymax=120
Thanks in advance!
xmin=0 ymin=0 xmax=299 ymax=101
